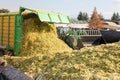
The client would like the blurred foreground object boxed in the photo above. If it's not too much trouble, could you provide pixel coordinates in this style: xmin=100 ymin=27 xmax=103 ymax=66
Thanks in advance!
xmin=0 ymin=58 xmax=7 ymax=67
xmin=0 ymin=58 xmax=33 ymax=80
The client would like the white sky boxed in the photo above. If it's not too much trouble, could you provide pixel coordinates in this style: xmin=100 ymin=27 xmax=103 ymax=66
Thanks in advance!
xmin=0 ymin=0 xmax=120 ymax=19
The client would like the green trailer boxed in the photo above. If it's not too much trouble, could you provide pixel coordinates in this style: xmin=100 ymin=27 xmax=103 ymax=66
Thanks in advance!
xmin=0 ymin=7 xmax=70 ymax=56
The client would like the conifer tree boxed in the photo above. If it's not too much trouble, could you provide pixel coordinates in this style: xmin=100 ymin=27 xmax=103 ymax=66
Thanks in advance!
xmin=111 ymin=12 xmax=120 ymax=21
xmin=77 ymin=12 xmax=83 ymax=20
xmin=77 ymin=12 xmax=89 ymax=21
xmin=88 ymin=7 xmax=103 ymax=29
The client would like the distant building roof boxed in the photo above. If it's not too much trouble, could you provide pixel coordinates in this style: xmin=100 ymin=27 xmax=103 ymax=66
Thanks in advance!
xmin=103 ymin=21 xmax=120 ymax=30
xmin=103 ymin=21 xmax=117 ymax=26
xmin=55 ymin=23 xmax=89 ymax=28
xmin=68 ymin=24 xmax=88 ymax=28
xmin=55 ymin=23 xmax=68 ymax=27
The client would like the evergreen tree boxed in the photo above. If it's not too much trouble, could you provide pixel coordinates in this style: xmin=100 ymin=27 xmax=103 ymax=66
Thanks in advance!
xmin=111 ymin=12 xmax=116 ymax=21
xmin=77 ymin=12 xmax=83 ymax=20
xmin=83 ymin=13 xmax=89 ymax=21
xmin=88 ymin=7 xmax=103 ymax=29
xmin=111 ymin=12 xmax=120 ymax=21
xmin=77 ymin=12 xmax=89 ymax=21
xmin=116 ymin=12 xmax=120 ymax=21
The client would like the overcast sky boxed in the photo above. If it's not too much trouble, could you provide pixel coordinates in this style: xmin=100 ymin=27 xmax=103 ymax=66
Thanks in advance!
xmin=0 ymin=0 xmax=120 ymax=19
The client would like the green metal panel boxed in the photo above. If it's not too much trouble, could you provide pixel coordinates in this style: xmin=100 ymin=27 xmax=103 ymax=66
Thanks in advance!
xmin=20 ymin=7 xmax=70 ymax=23
xmin=14 ymin=15 xmax=22 ymax=55
xmin=49 ymin=13 xmax=61 ymax=23
xmin=38 ymin=12 xmax=50 ymax=22
xmin=59 ymin=14 xmax=70 ymax=23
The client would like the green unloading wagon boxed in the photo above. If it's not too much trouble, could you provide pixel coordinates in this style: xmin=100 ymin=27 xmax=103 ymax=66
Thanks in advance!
xmin=0 ymin=14 xmax=22 ymax=55
xmin=0 ymin=7 xmax=70 ymax=55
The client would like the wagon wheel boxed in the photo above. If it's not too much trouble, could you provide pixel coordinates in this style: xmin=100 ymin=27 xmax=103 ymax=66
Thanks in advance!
xmin=6 ymin=50 xmax=14 ymax=56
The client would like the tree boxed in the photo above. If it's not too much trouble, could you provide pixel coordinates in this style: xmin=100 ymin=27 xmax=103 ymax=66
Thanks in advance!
xmin=83 ymin=13 xmax=89 ymax=21
xmin=111 ymin=12 xmax=120 ymax=21
xmin=111 ymin=12 xmax=116 ymax=21
xmin=88 ymin=7 xmax=103 ymax=29
xmin=77 ymin=12 xmax=89 ymax=21
xmin=77 ymin=12 xmax=83 ymax=20
xmin=98 ymin=13 xmax=104 ymax=20
xmin=0 ymin=9 xmax=10 ymax=13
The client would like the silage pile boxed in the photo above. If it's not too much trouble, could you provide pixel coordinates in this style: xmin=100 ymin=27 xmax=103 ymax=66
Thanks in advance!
xmin=20 ymin=13 xmax=72 ymax=56
xmin=1 ymin=13 xmax=120 ymax=80
xmin=3 ymin=42 xmax=120 ymax=80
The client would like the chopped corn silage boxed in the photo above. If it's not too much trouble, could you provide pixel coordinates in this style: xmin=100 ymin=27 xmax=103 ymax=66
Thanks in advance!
xmin=1 ymin=13 xmax=120 ymax=79
xmin=20 ymin=13 xmax=72 ymax=56
xmin=3 ymin=41 xmax=120 ymax=79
